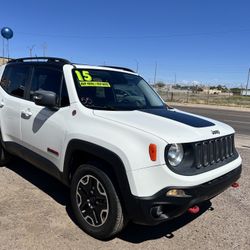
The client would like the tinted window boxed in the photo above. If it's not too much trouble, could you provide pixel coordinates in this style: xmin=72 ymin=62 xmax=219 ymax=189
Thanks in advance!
xmin=30 ymin=67 xmax=61 ymax=94
xmin=0 ymin=65 xmax=30 ymax=98
xmin=30 ymin=67 xmax=69 ymax=107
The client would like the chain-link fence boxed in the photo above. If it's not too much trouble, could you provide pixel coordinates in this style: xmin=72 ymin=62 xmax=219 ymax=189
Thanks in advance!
xmin=156 ymin=90 xmax=250 ymax=108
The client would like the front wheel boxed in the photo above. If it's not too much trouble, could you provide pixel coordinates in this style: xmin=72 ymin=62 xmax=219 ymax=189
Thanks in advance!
xmin=70 ymin=164 xmax=125 ymax=240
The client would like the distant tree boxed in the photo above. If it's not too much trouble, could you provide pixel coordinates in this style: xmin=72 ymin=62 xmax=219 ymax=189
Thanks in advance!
xmin=210 ymin=86 xmax=217 ymax=90
xmin=230 ymin=88 xmax=241 ymax=95
xmin=181 ymin=86 xmax=189 ymax=90
xmin=154 ymin=82 xmax=165 ymax=88
xmin=216 ymin=85 xmax=228 ymax=92
xmin=191 ymin=85 xmax=203 ymax=93
xmin=216 ymin=85 xmax=223 ymax=90
xmin=173 ymin=84 xmax=182 ymax=89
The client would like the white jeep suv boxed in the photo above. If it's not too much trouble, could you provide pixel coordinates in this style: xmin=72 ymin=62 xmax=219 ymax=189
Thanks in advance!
xmin=0 ymin=57 xmax=242 ymax=239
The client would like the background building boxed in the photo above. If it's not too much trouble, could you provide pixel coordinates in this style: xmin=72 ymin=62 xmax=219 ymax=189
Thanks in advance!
xmin=241 ymin=89 xmax=250 ymax=96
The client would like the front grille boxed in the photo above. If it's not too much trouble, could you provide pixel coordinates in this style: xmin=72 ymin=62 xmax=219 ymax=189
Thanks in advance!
xmin=166 ymin=134 xmax=239 ymax=176
xmin=194 ymin=134 xmax=236 ymax=169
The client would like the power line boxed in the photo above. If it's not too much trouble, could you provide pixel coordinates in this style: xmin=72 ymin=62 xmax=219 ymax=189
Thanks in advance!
xmin=15 ymin=28 xmax=250 ymax=40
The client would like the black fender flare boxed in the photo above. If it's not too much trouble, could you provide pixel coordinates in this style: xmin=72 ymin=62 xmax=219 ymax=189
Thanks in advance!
xmin=62 ymin=139 xmax=134 ymax=216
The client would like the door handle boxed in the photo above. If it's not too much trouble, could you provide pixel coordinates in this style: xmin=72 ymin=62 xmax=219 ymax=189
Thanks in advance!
xmin=21 ymin=109 xmax=33 ymax=118
xmin=0 ymin=101 xmax=4 ymax=108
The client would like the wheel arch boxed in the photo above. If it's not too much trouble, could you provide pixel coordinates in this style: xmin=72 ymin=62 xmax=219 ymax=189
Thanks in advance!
xmin=62 ymin=139 xmax=133 ymax=215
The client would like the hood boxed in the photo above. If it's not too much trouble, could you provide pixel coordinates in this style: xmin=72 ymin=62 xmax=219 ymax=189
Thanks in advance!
xmin=93 ymin=108 xmax=235 ymax=143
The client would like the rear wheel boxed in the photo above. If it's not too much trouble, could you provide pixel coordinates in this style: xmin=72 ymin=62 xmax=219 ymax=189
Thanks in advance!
xmin=70 ymin=164 xmax=125 ymax=240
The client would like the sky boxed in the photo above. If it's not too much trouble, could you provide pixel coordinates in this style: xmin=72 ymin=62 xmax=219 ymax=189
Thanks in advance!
xmin=1 ymin=0 xmax=250 ymax=87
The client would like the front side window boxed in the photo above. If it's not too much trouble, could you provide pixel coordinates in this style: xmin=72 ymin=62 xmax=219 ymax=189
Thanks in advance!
xmin=72 ymin=69 xmax=164 ymax=110
xmin=29 ymin=67 xmax=69 ymax=107
xmin=0 ymin=65 xmax=30 ymax=98
xmin=30 ymin=67 xmax=62 ymax=98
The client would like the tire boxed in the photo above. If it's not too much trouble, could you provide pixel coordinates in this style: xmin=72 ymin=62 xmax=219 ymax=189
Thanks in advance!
xmin=70 ymin=164 xmax=125 ymax=240
xmin=0 ymin=137 xmax=11 ymax=167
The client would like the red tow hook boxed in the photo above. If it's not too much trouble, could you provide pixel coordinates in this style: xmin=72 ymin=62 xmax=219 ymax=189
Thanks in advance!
xmin=188 ymin=205 xmax=200 ymax=214
xmin=231 ymin=182 xmax=239 ymax=188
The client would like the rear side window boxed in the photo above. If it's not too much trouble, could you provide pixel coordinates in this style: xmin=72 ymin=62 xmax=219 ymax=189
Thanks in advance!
xmin=0 ymin=65 xmax=30 ymax=98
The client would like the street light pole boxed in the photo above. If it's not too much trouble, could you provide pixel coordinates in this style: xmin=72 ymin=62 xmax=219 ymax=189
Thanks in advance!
xmin=134 ymin=59 xmax=139 ymax=73
xmin=42 ymin=43 xmax=47 ymax=57
xmin=245 ymin=68 xmax=250 ymax=96
xmin=2 ymin=38 xmax=4 ymax=64
xmin=28 ymin=45 xmax=35 ymax=57
xmin=154 ymin=62 xmax=157 ymax=84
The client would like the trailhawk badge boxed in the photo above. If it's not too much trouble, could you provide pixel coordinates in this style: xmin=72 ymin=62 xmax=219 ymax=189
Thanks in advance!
xmin=211 ymin=130 xmax=220 ymax=135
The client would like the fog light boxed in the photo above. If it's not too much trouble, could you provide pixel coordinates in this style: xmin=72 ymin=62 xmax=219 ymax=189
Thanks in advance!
xmin=166 ymin=189 xmax=186 ymax=197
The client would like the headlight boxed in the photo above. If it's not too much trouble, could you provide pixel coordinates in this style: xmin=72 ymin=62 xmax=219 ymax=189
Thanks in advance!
xmin=167 ymin=144 xmax=184 ymax=167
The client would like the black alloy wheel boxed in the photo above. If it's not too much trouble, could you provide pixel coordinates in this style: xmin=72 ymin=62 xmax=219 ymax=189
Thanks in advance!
xmin=70 ymin=164 xmax=125 ymax=240
xmin=76 ymin=174 xmax=109 ymax=227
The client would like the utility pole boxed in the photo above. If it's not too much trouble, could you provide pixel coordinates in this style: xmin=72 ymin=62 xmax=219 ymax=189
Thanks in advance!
xmin=245 ymin=68 xmax=250 ymax=96
xmin=174 ymin=73 xmax=176 ymax=84
xmin=28 ymin=45 xmax=35 ymax=57
xmin=2 ymin=38 xmax=4 ymax=64
xmin=135 ymin=59 xmax=139 ymax=73
xmin=6 ymin=39 xmax=9 ymax=59
xmin=42 ymin=43 xmax=47 ymax=57
xmin=154 ymin=62 xmax=157 ymax=84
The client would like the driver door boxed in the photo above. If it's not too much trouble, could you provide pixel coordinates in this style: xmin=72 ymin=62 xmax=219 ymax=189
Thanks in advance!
xmin=20 ymin=66 xmax=70 ymax=167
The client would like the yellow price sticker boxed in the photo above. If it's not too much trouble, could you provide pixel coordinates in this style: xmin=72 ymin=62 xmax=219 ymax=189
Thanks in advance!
xmin=82 ymin=71 xmax=92 ymax=81
xmin=79 ymin=81 xmax=111 ymax=87
xmin=75 ymin=70 xmax=93 ymax=81
xmin=75 ymin=70 xmax=111 ymax=87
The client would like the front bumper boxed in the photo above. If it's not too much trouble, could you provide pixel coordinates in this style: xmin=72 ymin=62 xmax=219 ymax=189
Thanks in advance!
xmin=128 ymin=165 xmax=241 ymax=225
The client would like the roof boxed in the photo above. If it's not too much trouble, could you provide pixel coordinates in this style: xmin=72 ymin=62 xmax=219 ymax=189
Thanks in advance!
xmin=8 ymin=57 xmax=70 ymax=64
xmin=73 ymin=64 xmax=137 ymax=74
xmin=6 ymin=57 xmax=136 ymax=74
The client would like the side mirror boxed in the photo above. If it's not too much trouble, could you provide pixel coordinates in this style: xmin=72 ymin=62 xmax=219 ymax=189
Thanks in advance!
xmin=33 ymin=90 xmax=57 ymax=108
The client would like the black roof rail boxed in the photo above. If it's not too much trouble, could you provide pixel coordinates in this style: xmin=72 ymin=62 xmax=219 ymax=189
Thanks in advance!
xmin=100 ymin=65 xmax=135 ymax=73
xmin=9 ymin=57 xmax=71 ymax=64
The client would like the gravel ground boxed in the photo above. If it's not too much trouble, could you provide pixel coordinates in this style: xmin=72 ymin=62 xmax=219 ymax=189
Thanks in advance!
xmin=0 ymin=148 xmax=249 ymax=250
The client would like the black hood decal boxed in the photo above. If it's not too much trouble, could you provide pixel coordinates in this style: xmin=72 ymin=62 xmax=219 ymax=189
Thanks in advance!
xmin=140 ymin=109 xmax=214 ymax=128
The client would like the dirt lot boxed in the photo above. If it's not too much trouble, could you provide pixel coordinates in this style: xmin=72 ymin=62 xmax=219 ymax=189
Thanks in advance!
xmin=0 ymin=147 xmax=249 ymax=250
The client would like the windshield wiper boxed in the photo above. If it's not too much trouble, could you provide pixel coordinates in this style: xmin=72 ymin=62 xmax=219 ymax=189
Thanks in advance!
xmin=85 ymin=104 xmax=117 ymax=110
xmin=85 ymin=104 xmax=153 ymax=111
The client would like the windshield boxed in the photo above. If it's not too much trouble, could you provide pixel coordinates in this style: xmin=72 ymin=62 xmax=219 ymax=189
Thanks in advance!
xmin=72 ymin=69 xmax=165 ymax=110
